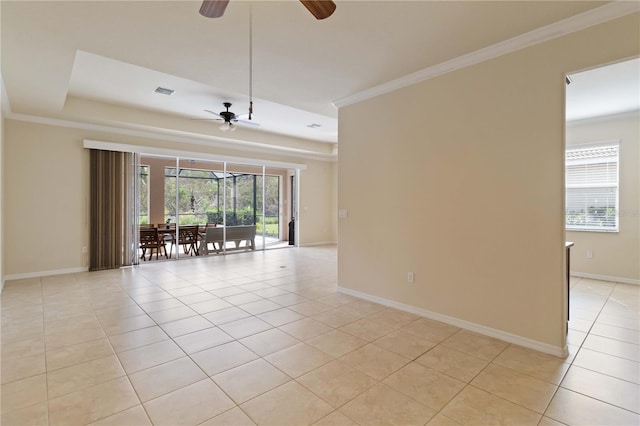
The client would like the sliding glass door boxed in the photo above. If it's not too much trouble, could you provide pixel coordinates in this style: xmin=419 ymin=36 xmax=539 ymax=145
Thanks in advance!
xmin=138 ymin=154 xmax=295 ymax=261
xmin=259 ymin=173 xmax=283 ymax=249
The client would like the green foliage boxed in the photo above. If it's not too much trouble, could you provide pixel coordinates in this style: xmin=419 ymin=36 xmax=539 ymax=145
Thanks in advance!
xmin=174 ymin=214 xmax=203 ymax=225
xmin=160 ymin=167 xmax=281 ymax=235
xmin=256 ymin=222 xmax=279 ymax=237
xmin=264 ymin=216 xmax=279 ymax=225
xmin=139 ymin=165 xmax=150 ymax=224
xmin=567 ymin=206 xmax=616 ymax=228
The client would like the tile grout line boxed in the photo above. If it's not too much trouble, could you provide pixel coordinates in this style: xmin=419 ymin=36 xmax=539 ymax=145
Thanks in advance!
xmin=5 ymin=255 xmax=635 ymax=425
xmin=40 ymin=276 xmax=53 ymax=426
xmin=113 ymin=265 xmax=327 ymax=425
xmin=541 ymin=279 xmax=636 ymax=422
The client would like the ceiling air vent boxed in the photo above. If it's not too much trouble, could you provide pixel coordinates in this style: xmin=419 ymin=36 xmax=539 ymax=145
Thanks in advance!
xmin=154 ymin=86 xmax=175 ymax=96
xmin=307 ymin=123 xmax=322 ymax=128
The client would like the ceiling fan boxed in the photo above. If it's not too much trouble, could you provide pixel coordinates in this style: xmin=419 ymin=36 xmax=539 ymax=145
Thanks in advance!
xmin=203 ymin=102 xmax=260 ymax=132
xmin=199 ymin=0 xmax=336 ymax=20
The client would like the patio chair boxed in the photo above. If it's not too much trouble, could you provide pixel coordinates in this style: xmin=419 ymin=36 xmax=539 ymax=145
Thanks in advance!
xmin=139 ymin=227 xmax=166 ymax=261
xmin=157 ymin=223 xmax=176 ymax=258
xmin=178 ymin=225 xmax=200 ymax=256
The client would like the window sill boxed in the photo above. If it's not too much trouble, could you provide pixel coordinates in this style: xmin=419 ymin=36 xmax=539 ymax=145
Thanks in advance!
xmin=566 ymin=228 xmax=619 ymax=233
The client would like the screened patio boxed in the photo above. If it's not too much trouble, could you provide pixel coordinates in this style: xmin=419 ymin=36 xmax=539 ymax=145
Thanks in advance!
xmin=138 ymin=156 xmax=295 ymax=261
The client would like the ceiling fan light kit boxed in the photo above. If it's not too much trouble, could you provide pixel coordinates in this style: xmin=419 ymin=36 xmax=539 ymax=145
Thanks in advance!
xmin=204 ymin=102 xmax=258 ymax=131
xmin=219 ymin=122 xmax=236 ymax=132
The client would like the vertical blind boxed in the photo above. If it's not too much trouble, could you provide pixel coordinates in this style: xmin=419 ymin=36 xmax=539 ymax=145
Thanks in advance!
xmin=90 ymin=149 xmax=139 ymax=271
xmin=565 ymin=143 xmax=619 ymax=232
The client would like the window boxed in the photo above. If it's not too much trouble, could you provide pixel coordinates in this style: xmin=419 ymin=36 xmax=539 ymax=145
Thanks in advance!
xmin=566 ymin=142 xmax=619 ymax=232
xmin=139 ymin=165 xmax=150 ymax=225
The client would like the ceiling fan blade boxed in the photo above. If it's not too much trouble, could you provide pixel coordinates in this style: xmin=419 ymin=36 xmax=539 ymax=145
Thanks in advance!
xmin=199 ymin=0 xmax=229 ymax=18
xmin=204 ymin=109 xmax=223 ymax=119
xmin=236 ymin=119 xmax=260 ymax=128
xmin=235 ymin=112 xmax=254 ymax=120
xmin=299 ymin=0 xmax=336 ymax=20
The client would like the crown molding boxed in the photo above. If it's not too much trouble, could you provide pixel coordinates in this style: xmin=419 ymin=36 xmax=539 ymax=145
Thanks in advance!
xmin=83 ymin=139 xmax=308 ymax=170
xmin=333 ymin=1 xmax=640 ymax=109
xmin=5 ymin=111 xmax=337 ymax=162
xmin=566 ymin=109 xmax=639 ymax=126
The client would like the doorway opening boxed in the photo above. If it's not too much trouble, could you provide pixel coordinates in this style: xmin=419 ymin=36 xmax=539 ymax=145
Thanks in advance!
xmin=564 ymin=57 xmax=640 ymax=344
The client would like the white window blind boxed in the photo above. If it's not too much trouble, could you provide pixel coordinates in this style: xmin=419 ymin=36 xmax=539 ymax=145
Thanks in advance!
xmin=565 ymin=143 xmax=619 ymax=232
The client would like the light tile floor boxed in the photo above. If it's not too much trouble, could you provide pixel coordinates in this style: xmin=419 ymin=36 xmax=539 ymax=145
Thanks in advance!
xmin=1 ymin=246 xmax=638 ymax=425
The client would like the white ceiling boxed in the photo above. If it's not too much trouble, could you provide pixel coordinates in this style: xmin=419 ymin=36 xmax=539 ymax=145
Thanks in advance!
xmin=1 ymin=1 xmax=638 ymax=147
xmin=566 ymin=57 xmax=640 ymax=122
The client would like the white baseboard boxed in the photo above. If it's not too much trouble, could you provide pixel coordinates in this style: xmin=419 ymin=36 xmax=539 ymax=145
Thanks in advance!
xmin=337 ymin=286 xmax=568 ymax=358
xmin=299 ymin=241 xmax=337 ymax=247
xmin=4 ymin=267 xmax=89 ymax=283
xmin=570 ymin=272 xmax=639 ymax=286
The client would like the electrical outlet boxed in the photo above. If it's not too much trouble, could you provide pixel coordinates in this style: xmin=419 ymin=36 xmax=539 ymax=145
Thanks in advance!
xmin=407 ymin=272 xmax=414 ymax=283
xmin=82 ymin=246 xmax=88 ymax=253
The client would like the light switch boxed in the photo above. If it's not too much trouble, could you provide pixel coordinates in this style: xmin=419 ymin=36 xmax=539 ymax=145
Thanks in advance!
xmin=338 ymin=209 xmax=348 ymax=218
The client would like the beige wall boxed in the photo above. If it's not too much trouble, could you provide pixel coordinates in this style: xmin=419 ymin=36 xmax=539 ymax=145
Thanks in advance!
xmin=299 ymin=160 xmax=337 ymax=245
xmin=1 ymin=85 xmax=5 ymax=290
xmin=144 ymin=157 xmax=174 ymax=226
xmin=566 ymin=113 xmax=640 ymax=283
xmin=4 ymin=120 xmax=90 ymax=276
xmin=337 ymin=14 xmax=639 ymax=352
xmin=3 ymin=119 xmax=336 ymax=277
xmin=1 ymin=114 xmax=3 ymax=290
